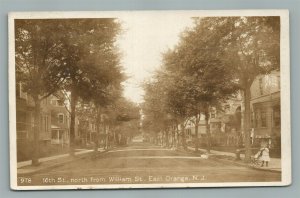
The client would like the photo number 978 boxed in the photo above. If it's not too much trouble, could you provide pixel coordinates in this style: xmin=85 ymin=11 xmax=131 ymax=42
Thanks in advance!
xmin=19 ymin=177 xmax=32 ymax=184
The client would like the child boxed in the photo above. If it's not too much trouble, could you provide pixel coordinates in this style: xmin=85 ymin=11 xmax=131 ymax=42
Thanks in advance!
xmin=259 ymin=144 xmax=270 ymax=167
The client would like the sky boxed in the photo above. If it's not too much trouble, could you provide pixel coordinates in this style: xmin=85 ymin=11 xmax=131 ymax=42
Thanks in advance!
xmin=117 ymin=14 xmax=195 ymax=104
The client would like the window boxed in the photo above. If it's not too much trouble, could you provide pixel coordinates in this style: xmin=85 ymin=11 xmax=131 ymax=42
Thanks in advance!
xmin=261 ymin=112 xmax=267 ymax=127
xmin=51 ymin=99 xmax=64 ymax=106
xmin=51 ymin=99 xmax=57 ymax=106
xmin=42 ymin=98 xmax=48 ymax=105
xmin=259 ymin=78 xmax=264 ymax=95
xmin=277 ymin=76 xmax=280 ymax=90
xmin=251 ymin=112 xmax=255 ymax=128
xmin=254 ymin=112 xmax=259 ymax=128
xmin=57 ymin=100 xmax=64 ymax=106
xmin=58 ymin=114 xmax=64 ymax=124
xmin=16 ymin=83 xmax=20 ymax=98
xmin=16 ymin=83 xmax=27 ymax=99
xmin=187 ymin=129 xmax=191 ymax=136
xmin=224 ymin=104 xmax=230 ymax=113
xmin=44 ymin=116 xmax=48 ymax=132
xmin=59 ymin=130 xmax=63 ymax=140
xmin=17 ymin=111 xmax=27 ymax=132
xmin=51 ymin=130 xmax=58 ymax=139
xmin=185 ymin=129 xmax=190 ymax=136
xmin=211 ymin=113 xmax=216 ymax=118
xmin=273 ymin=106 xmax=281 ymax=127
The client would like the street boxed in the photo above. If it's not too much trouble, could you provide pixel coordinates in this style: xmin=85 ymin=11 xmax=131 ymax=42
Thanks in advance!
xmin=18 ymin=143 xmax=281 ymax=186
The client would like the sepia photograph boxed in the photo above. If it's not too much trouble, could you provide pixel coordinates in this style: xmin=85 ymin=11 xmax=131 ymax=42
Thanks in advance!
xmin=9 ymin=10 xmax=291 ymax=190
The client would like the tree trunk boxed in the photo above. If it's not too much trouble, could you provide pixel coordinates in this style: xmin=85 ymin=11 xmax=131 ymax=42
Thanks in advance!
xmin=175 ymin=126 xmax=179 ymax=148
xmin=104 ymin=123 xmax=108 ymax=149
xmin=94 ymin=130 xmax=99 ymax=152
xmin=194 ymin=115 xmax=199 ymax=152
xmin=32 ymin=97 xmax=41 ymax=166
xmin=243 ymin=86 xmax=252 ymax=162
xmin=69 ymin=89 xmax=78 ymax=155
xmin=172 ymin=126 xmax=175 ymax=148
xmin=113 ymin=130 xmax=116 ymax=146
xmin=165 ymin=130 xmax=169 ymax=147
xmin=180 ymin=123 xmax=187 ymax=150
xmin=204 ymin=109 xmax=211 ymax=153
xmin=94 ymin=109 xmax=100 ymax=152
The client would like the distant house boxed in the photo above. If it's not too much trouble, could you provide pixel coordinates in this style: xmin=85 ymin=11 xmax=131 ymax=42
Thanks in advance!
xmin=182 ymin=98 xmax=242 ymax=147
xmin=183 ymin=115 xmax=207 ymax=142
xmin=48 ymin=94 xmax=70 ymax=146
xmin=78 ymin=118 xmax=97 ymax=146
xmin=181 ymin=70 xmax=281 ymax=149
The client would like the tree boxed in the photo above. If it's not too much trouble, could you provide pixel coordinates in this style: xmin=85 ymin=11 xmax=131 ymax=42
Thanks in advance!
xmin=193 ymin=17 xmax=280 ymax=160
xmin=102 ymin=97 xmax=141 ymax=147
xmin=75 ymin=101 xmax=97 ymax=146
xmin=15 ymin=19 xmax=124 ymax=163
xmin=176 ymin=17 xmax=280 ymax=159
xmin=160 ymin=24 xmax=240 ymax=151
xmin=143 ymin=77 xmax=169 ymax=146
xmin=85 ymin=54 xmax=125 ymax=152
xmin=143 ymin=63 xmax=196 ymax=149
xmin=15 ymin=20 xmax=68 ymax=165
xmin=56 ymin=19 xmax=123 ymax=154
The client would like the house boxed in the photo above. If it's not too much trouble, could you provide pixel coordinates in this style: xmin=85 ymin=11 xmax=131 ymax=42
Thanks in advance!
xmin=181 ymin=70 xmax=281 ymax=149
xmin=250 ymin=70 xmax=281 ymax=148
xmin=16 ymin=83 xmax=76 ymax=161
xmin=184 ymin=115 xmax=207 ymax=142
xmin=181 ymin=94 xmax=242 ymax=146
xmin=78 ymin=118 xmax=97 ymax=146
xmin=77 ymin=111 xmax=111 ymax=147
xmin=16 ymin=83 xmax=52 ymax=162
xmin=48 ymin=93 xmax=70 ymax=146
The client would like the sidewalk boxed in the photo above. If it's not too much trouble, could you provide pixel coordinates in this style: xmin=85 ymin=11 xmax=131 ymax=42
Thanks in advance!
xmin=187 ymin=146 xmax=281 ymax=173
xmin=17 ymin=148 xmax=105 ymax=175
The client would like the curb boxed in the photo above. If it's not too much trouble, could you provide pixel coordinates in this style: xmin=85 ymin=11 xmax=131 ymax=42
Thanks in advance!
xmin=185 ymin=147 xmax=282 ymax=174
xmin=175 ymin=148 xmax=205 ymax=155
xmin=18 ymin=150 xmax=109 ymax=177
xmin=179 ymin=147 xmax=281 ymax=173
xmin=209 ymin=156 xmax=282 ymax=173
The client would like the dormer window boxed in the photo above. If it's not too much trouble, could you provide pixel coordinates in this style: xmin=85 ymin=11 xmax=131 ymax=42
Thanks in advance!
xmin=51 ymin=99 xmax=64 ymax=106
xmin=57 ymin=100 xmax=64 ymax=106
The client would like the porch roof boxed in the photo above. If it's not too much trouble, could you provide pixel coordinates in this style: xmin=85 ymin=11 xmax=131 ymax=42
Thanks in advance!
xmin=51 ymin=124 xmax=60 ymax=129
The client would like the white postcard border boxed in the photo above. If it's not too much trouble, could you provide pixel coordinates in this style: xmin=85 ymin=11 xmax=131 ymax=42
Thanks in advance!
xmin=8 ymin=10 xmax=291 ymax=190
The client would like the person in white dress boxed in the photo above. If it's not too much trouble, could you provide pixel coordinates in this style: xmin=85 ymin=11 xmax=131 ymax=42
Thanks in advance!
xmin=259 ymin=144 xmax=270 ymax=167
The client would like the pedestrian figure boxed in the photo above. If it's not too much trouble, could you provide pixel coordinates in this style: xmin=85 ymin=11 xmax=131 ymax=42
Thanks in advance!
xmin=257 ymin=143 xmax=270 ymax=167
